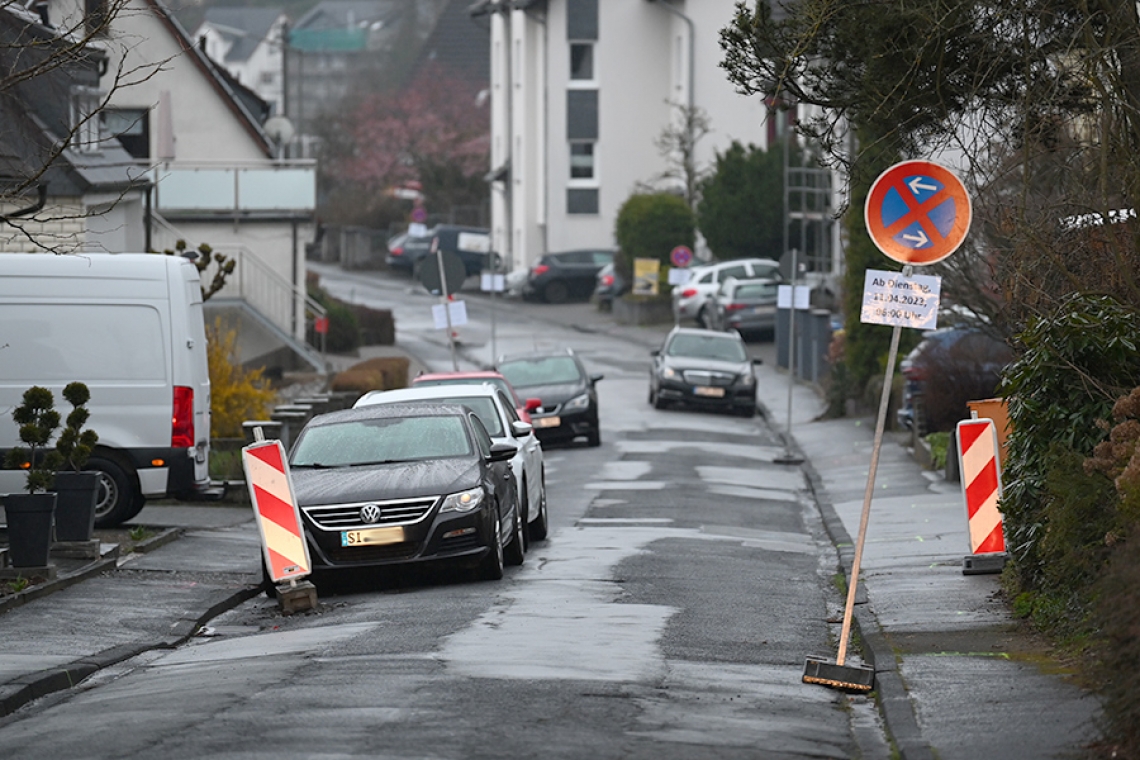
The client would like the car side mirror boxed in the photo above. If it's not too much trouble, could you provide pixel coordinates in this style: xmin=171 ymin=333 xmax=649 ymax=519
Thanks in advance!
xmin=511 ymin=420 xmax=533 ymax=437
xmin=650 ymin=349 xmax=660 ymax=357
xmin=590 ymin=374 xmax=604 ymax=384
xmin=488 ymin=442 xmax=518 ymax=463
xmin=752 ymin=358 xmax=763 ymax=365
xmin=525 ymin=397 xmax=542 ymax=412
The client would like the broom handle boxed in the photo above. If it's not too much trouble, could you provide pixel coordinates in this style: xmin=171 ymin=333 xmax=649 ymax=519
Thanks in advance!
xmin=837 ymin=319 xmax=903 ymax=666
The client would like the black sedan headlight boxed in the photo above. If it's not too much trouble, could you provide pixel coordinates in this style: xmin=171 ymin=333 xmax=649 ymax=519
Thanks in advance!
xmin=440 ymin=486 xmax=485 ymax=513
xmin=563 ymin=393 xmax=591 ymax=411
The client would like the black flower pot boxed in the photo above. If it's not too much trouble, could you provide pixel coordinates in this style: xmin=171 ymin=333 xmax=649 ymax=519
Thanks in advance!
xmin=52 ymin=471 xmax=99 ymax=543
xmin=3 ymin=492 xmax=57 ymax=567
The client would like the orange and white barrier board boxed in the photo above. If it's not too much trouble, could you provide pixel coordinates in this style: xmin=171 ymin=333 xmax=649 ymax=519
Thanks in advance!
xmin=957 ymin=417 xmax=1007 ymax=573
xmin=243 ymin=439 xmax=311 ymax=583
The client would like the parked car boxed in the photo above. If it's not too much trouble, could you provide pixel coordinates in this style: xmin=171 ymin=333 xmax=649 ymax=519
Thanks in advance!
xmin=411 ymin=370 xmax=542 ymax=424
xmin=0 ymin=253 xmax=215 ymax=528
xmin=523 ymin=249 xmax=616 ymax=304
xmin=709 ymin=277 xmax=780 ymax=336
xmin=896 ymin=327 xmax=1013 ymax=434
xmin=593 ymin=262 xmax=628 ymax=311
xmin=385 ymin=231 xmax=433 ymax=273
xmin=411 ymin=225 xmax=496 ymax=279
xmin=496 ymin=348 xmax=603 ymax=447
xmin=649 ymin=327 xmax=761 ymax=416
xmin=672 ymin=258 xmax=782 ymax=327
xmin=287 ymin=403 xmax=522 ymax=582
xmin=355 ymin=384 xmax=548 ymax=542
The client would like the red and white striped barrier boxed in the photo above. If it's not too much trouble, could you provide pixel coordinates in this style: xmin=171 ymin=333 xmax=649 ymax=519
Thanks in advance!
xmin=956 ymin=417 xmax=1008 ymax=574
xmin=243 ymin=439 xmax=311 ymax=583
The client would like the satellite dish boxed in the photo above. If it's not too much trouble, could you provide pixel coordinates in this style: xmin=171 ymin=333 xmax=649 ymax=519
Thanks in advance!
xmin=264 ymin=115 xmax=295 ymax=144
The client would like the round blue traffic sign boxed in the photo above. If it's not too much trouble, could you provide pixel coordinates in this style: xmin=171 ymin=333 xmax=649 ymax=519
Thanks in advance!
xmin=670 ymin=245 xmax=693 ymax=268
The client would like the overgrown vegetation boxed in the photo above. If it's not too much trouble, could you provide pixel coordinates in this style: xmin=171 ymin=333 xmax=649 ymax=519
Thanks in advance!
xmin=307 ymin=282 xmax=361 ymax=354
xmin=613 ymin=193 xmax=695 ymax=284
xmin=925 ymin=432 xmax=950 ymax=471
xmin=205 ymin=318 xmax=277 ymax=439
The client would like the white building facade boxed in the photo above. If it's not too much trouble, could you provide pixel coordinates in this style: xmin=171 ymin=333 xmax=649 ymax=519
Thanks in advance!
xmin=486 ymin=0 xmax=784 ymax=275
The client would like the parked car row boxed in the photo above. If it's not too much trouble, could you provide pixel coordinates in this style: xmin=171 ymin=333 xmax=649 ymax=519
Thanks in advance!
xmin=282 ymin=348 xmax=603 ymax=587
xmin=385 ymin=225 xmax=496 ymax=278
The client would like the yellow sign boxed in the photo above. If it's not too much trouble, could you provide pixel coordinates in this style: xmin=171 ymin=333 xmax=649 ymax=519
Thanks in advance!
xmin=633 ymin=258 xmax=660 ymax=296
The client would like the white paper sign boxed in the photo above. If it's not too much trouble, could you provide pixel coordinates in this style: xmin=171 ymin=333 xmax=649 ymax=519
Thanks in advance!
xmin=777 ymin=284 xmax=811 ymax=310
xmin=860 ymin=269 xmax=941 ymax=329
xmin=408 ymin=222 xmax=428 ymax=238
xmin=667 ymin=268 xmax=691 ymax=286
xmin=480 ymin=273 xmax=505 ymax=292
xmin=432 ymin=300 xmax=468 ymax=329
xmin=457 ymin=232 xmax=491 ymax=253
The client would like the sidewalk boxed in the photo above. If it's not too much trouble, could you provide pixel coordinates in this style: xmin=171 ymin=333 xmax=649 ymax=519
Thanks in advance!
xmin=0 ymin=297 xmax=1100 ymax=758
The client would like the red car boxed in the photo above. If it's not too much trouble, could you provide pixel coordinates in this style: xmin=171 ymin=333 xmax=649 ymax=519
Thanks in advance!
xmin=412 ymin=370 xmax=541 ymax=423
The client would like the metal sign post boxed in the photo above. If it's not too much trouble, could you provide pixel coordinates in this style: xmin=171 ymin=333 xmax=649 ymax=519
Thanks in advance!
xmin=775 ymin=248 xmax=803 ymax=466
xmin=434 ymin=237 xmax=459 ymax=371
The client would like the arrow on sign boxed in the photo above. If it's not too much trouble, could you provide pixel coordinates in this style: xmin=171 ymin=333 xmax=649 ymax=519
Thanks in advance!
xmin=908 ymin=177 xmax=938 ymax=195
xmin=902 ymin=230 xmax=929 ymax=246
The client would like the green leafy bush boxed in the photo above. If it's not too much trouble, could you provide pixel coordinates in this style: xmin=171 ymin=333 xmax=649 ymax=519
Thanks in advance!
xmin=5 ymin=386 xmax=62 ymax=493
xmin=308 ymin=283 xmax=360 ymax=354
xmin=614 ymin=193 xmax=694 ymax=281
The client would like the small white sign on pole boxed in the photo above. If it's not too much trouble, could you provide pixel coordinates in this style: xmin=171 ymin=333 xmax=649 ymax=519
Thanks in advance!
xmin=432 ymin=300 xmax=468 ymax=330
xmin=481 ymin=272 xmax=506 ymax=292
xmin=408 ymin=222 xmax=428 ymax=238
xmin=667 ymin=267 xmax=691 ymax=286
xmin=777 ymin=284 xmax=811 ymax=310
xmin=860 ymin=269 xmax=941 ymax=329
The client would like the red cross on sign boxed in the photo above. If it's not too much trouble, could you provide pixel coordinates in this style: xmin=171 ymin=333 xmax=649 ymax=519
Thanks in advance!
xmin=865 ymin=160 xmax=972 ymax=265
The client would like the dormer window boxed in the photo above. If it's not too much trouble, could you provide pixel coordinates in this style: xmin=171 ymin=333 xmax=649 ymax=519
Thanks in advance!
xmin=71 ymin=86 xmax=102 ymax=153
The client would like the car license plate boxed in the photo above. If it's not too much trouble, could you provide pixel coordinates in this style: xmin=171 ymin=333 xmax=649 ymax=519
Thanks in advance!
xmin=534 ymin=415 xmax=561 ymax=428
xmin=694 ymin=386 xmax=725 ymax=398
xmin=341 ymin=526 xmax=405 ymax=547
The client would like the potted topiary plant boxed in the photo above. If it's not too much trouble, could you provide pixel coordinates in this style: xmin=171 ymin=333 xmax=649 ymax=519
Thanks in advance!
xmin=3 ymin=386 xmax=62 ymax=568
xmin=51 ymin=382 xmax=100 ymax=543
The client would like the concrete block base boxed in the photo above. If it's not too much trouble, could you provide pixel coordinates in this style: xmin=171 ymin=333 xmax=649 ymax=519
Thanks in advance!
xmin=963 ymin=552 xmax=1008 ymax=575
xmin=0 ymin=565 xmax=57 ymax=581
xmin=51 ymin=540 xmax=102 ymax=559
xmin=275 ymin=580 xmax=318 ymax=615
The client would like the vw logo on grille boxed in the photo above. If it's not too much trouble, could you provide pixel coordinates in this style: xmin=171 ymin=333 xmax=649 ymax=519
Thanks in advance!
xmin=359 ymin=504 xmax=383 ymax=524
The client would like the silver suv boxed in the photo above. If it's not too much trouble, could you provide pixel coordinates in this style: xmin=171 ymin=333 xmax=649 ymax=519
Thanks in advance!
xmin=671 ymin=258 xmax=782 ymax=327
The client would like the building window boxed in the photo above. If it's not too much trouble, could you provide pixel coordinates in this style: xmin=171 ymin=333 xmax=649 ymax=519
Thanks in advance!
xmin=567 ymin=89 xmax=598 ymax=140
xmin=569 ymin=42 xmax=594 ymax=82
xmin=71 ymin=86 xmax=102 ymax=153
xmin=570 ymin=141 xmax=594 ymax=180
xmin=567 ymin=0 xmax=598 ymax=41
xmin=568 ymin=188 xmax=599 ymax=215
xmin=102 ymin=108 xmax=149 ymax=159
xmin=85 ymin=0 xmax=109 ymax=36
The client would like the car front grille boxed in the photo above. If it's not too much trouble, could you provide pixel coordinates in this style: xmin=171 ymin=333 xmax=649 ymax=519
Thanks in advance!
xmin=302 ymin=496 xmax=438 ymax=531
xmin=682 ymin=370 xmax=735 ymax=387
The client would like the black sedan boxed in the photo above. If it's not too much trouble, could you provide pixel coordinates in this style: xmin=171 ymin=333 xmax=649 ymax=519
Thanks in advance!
xmin=523 ymin=248 xmax=615 ymax=303
xmin=649 ymin=327 xmax=761 ymax=416
xmin=496 ymin=348 xmax=603 ymax=447
xmin=287 ymin=403 xmax=522 ymax=582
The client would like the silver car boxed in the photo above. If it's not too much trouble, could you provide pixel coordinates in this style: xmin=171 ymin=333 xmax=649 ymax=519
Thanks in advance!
xmin=709 ymin=277 xmax=780 ymax=335
xmin=671 ymin=258 xmax=782 ymax=327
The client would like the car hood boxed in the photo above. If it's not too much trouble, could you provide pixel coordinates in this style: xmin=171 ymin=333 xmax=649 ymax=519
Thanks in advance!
xmin=291 ymin=458 xmax=481 ymax=506
xmin=516 ymin=382 xmax=587 ymax=408
xmin=659 ymin=356 xmax=750 ymax=375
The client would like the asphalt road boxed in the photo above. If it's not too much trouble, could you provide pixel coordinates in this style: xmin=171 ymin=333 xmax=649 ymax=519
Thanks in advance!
xmin=0 ymin=267 xmax=891 ymax=759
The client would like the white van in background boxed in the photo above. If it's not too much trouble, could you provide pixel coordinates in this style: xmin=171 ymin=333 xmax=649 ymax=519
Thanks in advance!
xmin=0 ymin=253 xmax=215 ymax=527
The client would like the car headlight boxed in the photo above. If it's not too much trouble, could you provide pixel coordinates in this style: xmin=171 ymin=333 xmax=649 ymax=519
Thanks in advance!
xmin=661 ymin=367 xmax=678 ymax=380
xmin=440 ymin=486 xmax=485 ymax=513
xmin=738 ymin=372 xmax=755 ymax=386
xmin=563 ymin=393 xmax=590 ymax=411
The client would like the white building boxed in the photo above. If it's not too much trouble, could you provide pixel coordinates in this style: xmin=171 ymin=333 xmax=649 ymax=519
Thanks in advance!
xmin=44 ymin=0 xmax=322 ymax=372
xmin=479 ymin=0 xmax=790 ymax=276
xmin=193 ymin=8 xmax=290 ymax=116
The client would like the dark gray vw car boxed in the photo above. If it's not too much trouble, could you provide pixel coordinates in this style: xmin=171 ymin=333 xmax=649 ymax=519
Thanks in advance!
xmin=286 ymin=403 xmax=521 ymax=582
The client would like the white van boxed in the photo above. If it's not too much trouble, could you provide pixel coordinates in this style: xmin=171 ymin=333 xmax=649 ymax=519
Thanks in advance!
xmin=0 ymin=253 xmax=214 ymax=527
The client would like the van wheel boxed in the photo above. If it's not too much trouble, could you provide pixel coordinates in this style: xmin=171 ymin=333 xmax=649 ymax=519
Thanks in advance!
xmin=89 ymin=456 xmax=138 ymax=529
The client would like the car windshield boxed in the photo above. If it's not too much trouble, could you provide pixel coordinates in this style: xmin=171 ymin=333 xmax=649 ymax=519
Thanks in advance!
xmin=291 ymin=415 xmax=471 ymax=467
xmin=734 ymin=282 xmax=778 ymax=300
xmin=666 ymin=333 xmax=747 ymax=362
xmin=421 ymin=397 xmax=504 ymax=437
xmin=498 ymin=356 xmax=582 ymax=388
xmin=415 ymin=377 xmax=518 ymax=405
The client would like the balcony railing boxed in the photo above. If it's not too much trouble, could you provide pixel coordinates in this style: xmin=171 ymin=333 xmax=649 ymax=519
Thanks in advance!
xmin=148 ymin=161 xmax=316 ymax=213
